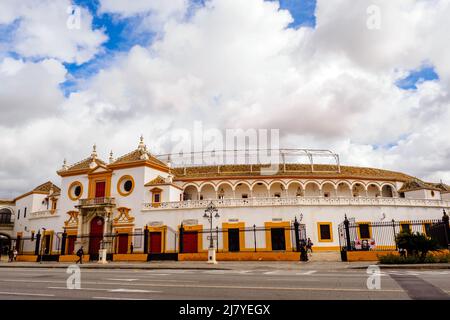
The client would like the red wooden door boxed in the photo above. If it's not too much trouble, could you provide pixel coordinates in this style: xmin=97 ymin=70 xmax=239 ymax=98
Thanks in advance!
xmin=150 ymin=232 xmax=162 ymax=253
xmin=182 ymin=232 xmax=198 ymax=253
xmin=89 ymin=216 xmax=104 ymax=254
xmin=118 ymin=234 xmax=129 ymax=254
xmin=67 ymin=236 xmax=76 ymax=255
xmin=95 ymin=181 xmax=106 ymax=198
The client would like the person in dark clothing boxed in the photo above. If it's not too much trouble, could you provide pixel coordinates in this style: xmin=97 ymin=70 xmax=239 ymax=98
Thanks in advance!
xmin=130 ymin=242 xmax=134 ymax=254
xmin=306 ymin=238 xmax=313 ymax=253
xmin=299 ymin=240 xmax=308 ymax=262
xmin=76 ymin=247 xmax=84 ymax=264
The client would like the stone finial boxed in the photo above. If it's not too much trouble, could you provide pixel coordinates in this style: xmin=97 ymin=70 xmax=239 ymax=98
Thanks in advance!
xmin=109 ymin=150 xmax=114 ymax=163
xmin=138 ymin=134 xmax=145 ymax=150
xmin=62 ymin=158 xmax=68 ymax=170
xmin=91 ymin=144 xmax=97 ymax=159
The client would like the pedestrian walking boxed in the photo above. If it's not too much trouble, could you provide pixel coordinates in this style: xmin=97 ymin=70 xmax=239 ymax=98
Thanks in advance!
xmin=13 ymin=248 xmax=18 ymax=261
xmin=76 ymin=246 xmax=84 ymax=264
xmin=130 ymin=242 xmax=134 ymax=254
xmin=306 ymin=238 xmax=313 ymax=253
xmin=8 ymin=249 xmax=14 ymax=262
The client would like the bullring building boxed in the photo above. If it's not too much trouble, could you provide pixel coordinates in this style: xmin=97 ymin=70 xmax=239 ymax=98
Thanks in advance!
xmin=1 ymin=137 xmax=449 ymax=261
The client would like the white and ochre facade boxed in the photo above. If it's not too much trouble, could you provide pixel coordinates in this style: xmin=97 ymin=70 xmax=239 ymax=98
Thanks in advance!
xmin=2 ymin=137 xmax=450 ymax=261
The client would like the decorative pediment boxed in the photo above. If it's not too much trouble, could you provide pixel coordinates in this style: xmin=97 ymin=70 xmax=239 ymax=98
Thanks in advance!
xmin=113 ymin=207 xmax=135 ymax=226
xmin=64 ymin=211 xmax=79 ymax=229
xmin=145 ymin=175 xmax=166 ymax=186
xmin=88 ymin=164 xmax=111 ymax=174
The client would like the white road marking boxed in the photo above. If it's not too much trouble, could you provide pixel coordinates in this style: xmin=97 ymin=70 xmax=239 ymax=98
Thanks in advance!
xmin=109 ymin=288 xmax=157 ymax=293
xmin=5 ymin=278 xmax=403 ymax=293
xmin=105 ymin=278 xmax=139 ymax=282
xmin=92 ymin=296 xmax=152 ymax=300
xmin=0 ymin=291 xmax=55 ymax=297
xmin=296 ymin=270 xmax=317 ymax=275
xmin=263 ymin=271 xmax=280 ymax=275
xmin=48 ymin=286 xmax=162 ymax=293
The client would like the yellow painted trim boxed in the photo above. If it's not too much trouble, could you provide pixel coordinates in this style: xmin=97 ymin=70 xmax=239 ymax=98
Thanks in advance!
xmin=41 ymin=230 xmax=54 ymax=254
xmin=107 ymin=160 xmax=169 ymax=173
xmin=147 ymin=225 xmax=167 ymax=253
xmin=317 ymin=222 xmax=333 ymax=242
xmin=114 ymin=227 xmax=133 ymax=254
xmin=347 ymin=251 xmax=398 ymax=262
xmin=264 ymin=221 xmax=292 ymax=251
xmin=68 ymin=181 xmax=83 ymax=201
xmin=399 ymin=221 xmax=412 ymax=233
xmin=117 ymin=175 xmax=135 ymax=197
xmin=222 ymin=222 xmax=246 ymax=252
xmin=59 ymin=255 xmax=90 ymax=263
xmin=179 ymin=224 xmax=203 ymax=252
xmin=179 ymin=252 xmax=301 ymax=261
xmin=88 ymin=171 xmax=112 ymax=198
xmin=112 ymin=254 xmax=147 ymax=262
xmin=151 ymin=189 xmax=162 ymax=207
xmin=356 ymin=221 xmax=372 ymax=240
xmin=16 ymin=255 xmax=38 ymax=262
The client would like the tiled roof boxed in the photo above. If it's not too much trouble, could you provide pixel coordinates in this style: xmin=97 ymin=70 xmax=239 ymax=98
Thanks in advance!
xmin=144 ymin=175 xmax=166 ymax=186
xmin=398 ymin=180 xmax=440 ymax=193
xmin=172 ymin=164 xmax=415 ymax=182
xmin=0 ymin=199 xmax=14 ymax=205
xmin=33 ymin=181 xmax=61 ymax=193
xmin=430 ymin=182 xmax=450 ymax=194
xmin=65 ymin=157 xmax=106 ymax=171
xmin=112 ymin=149 xmax=168 ymax=168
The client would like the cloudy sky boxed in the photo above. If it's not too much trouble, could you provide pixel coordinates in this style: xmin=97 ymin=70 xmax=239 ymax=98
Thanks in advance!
xmin=0 ymin=0 xmax=449 ymax=198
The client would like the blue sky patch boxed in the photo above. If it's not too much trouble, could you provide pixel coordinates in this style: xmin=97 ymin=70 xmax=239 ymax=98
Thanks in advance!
xmin=276 ymin=0 xmax=316 ymax=28
xmin=396 ymin=66 xmax=439 ymax=90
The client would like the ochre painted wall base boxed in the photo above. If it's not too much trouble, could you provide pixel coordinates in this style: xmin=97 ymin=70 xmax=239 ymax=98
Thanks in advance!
xmin=112 ymin=254 xmax=148 ymax=262
xmin=347 ymin=251 xmax=398 ymax=262
xmin=179 ymin=252 xmax=301 ymax=261
xmin=16 ymin=255 xmax=38 ymax=262
xmin=59 ymin=255 xmax=90 ymax=263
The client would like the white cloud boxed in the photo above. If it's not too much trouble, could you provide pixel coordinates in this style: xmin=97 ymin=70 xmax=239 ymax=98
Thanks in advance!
xmin=1 ymin=0 xmax=450 ymax=197
xmin=99 ymin=0 xmax=189 ymax=32
xmin=0 ymin=57 xmax=66 ymax=125
xmin=0 ymin=0 xmax=107 ymax=64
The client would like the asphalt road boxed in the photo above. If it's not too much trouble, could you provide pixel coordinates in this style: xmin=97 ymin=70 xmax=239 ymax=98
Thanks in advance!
xmin=0 ymin=266 xmax=449 ymax=300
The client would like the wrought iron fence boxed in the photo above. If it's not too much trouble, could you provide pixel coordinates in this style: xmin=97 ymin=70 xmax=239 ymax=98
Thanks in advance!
xmin=9 ymin=221 xmax=307 ymax=259
xmin=338 ymin=213 xmax=450 ymax=254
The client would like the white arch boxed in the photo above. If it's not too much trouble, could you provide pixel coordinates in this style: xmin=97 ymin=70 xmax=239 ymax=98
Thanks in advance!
xmin=304 ymin=180 xmax=321 ymax=190
xmin=199 ymin=181 xmax=218 ymax=192
xmin=366 ymin=183 xmax=382 ymax=191
xmin=216 ymin=181 xmax=235 ymax=191
xmin=351 ymin=181 xmax=368 ymax=191
xmin=250 ymin=180 xmax=270 ymax=189
xmin=182 ymin=182 xmax=200 ymax=192
xmin=286 ymin=180 xmax=304 ymax=190
xmin=320 ymin=180 xmax=337 ymax=189
xmin=336 ymin=180 xmax=352 ymax=189
xmin=268 ymin=180 xmax=288 ymax=189
xmin=234 ymin=180 xmax=252 ymax=190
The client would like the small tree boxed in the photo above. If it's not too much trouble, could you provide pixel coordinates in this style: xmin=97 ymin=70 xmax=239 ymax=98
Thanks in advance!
xmin=396 ymin=231 xmax=439 ymax=261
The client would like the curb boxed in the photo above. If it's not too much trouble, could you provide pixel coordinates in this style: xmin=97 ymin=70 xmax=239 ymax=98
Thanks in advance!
xmin=0 ymin=263 xmax=230 ymax=270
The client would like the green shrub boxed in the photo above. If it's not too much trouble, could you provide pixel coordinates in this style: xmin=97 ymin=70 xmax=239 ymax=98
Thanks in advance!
xmin=395 ymin=231 xmax=439 ymax=261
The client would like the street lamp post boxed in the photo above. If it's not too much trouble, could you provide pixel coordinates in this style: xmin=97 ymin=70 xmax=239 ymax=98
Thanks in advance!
xmin=203 ymin=201 xmax=219 ymax=264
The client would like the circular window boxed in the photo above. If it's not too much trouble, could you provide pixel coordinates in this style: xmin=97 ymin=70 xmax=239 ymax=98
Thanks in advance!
xmin=117 ymin=175 xmax=134 ymax=196
xmin=68 ymin=181 xmax=83 ymax=201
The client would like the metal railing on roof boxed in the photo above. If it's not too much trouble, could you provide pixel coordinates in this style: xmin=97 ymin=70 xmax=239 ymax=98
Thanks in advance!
xmin=154 ymin=148 xmax=340 ymax=174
